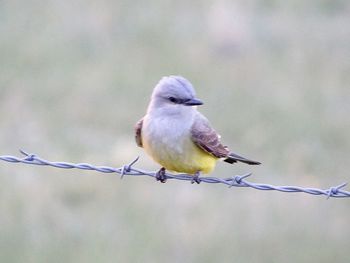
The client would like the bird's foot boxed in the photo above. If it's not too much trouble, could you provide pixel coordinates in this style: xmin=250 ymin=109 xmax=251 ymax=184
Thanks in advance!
xmin=156 ymin=167 xmax=167 ymax=183
xmin=191 ymin=171 xmax=201 ymax=184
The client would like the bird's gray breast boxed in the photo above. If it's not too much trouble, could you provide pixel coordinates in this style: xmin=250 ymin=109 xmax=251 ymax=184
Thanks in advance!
xmin=142 ymin=113 xmax=193 ymax=155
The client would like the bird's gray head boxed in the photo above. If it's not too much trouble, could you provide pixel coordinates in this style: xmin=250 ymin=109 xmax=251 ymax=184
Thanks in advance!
xmin=149 ymin=76 xmax=203 ymax=112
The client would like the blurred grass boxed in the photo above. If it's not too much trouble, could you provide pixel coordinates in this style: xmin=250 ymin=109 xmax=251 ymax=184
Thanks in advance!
xmin=1 ymin=0 xmax=350 ymax=262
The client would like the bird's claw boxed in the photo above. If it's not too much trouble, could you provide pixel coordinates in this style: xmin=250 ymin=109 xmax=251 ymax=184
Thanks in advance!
xmin=191 ymin=171 xmax=201 ymax=184
xmin=156 ymin=167 xmax=167 ymax=183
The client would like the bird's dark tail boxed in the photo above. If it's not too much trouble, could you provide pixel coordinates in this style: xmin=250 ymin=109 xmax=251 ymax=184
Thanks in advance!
xmin=224 ymin=152 xmax=261 ymax=165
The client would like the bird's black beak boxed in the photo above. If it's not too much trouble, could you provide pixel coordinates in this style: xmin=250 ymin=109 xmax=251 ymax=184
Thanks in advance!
xmin=183 ymin=98 xmax=203 ymax=106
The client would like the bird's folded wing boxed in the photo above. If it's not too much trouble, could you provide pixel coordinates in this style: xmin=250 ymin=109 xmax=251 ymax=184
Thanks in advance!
xmin=135 ymin=118 xmax=144 ymax=147
xmin=191 ymin=113 xmax=229 ymax=158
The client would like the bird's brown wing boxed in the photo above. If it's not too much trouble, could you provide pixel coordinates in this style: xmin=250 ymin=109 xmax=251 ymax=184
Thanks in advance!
xmin=191 ymin=113 xmax=229 ymax=158
xmin=134 ymin=118 xmax=144 ymax=147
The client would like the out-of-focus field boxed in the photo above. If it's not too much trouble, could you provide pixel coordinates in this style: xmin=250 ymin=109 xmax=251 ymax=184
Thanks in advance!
xmin=1 ymin=1 xmax=350 ymax=262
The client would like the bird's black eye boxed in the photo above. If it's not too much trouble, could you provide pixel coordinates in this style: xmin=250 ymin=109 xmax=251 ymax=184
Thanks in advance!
xmin=168 ymin=97 xmax=178 ymax=103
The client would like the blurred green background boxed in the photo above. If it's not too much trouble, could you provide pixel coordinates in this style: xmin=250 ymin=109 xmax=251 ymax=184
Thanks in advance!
xmin=1 ymin=0 xmax=350 ymax=262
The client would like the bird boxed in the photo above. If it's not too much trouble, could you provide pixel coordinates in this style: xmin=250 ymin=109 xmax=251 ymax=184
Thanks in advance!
xmin=135 ymin=76 xmax=260 ymax=183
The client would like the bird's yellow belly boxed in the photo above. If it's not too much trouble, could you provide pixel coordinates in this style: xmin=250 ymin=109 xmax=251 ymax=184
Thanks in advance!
xmin=143 ymin=137 xmax=217 ymax=174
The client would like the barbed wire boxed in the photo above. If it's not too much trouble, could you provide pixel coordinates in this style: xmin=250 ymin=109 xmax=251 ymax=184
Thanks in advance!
xmin=0 ymin=150 xmax=349 ymax=198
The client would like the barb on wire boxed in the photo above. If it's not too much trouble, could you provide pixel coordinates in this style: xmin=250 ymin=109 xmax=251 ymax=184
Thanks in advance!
xmin=0 ymin=150 xmax=349 ymax=199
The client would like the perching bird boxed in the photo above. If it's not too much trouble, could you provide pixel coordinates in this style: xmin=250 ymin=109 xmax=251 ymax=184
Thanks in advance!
xmin=135 ymin=76 xmax=260 ymax=183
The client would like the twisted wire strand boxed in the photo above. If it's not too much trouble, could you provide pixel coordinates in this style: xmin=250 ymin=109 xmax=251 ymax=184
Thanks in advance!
xmin=0 ymin=150 xmax=349 ymax=198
